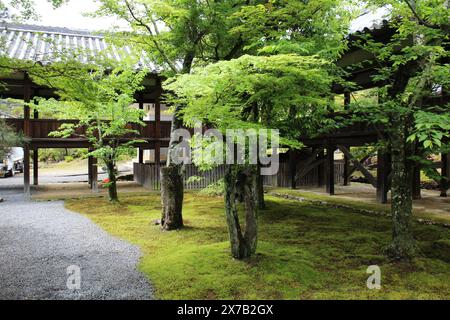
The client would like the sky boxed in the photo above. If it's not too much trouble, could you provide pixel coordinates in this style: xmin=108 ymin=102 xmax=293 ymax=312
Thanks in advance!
xmin=13 ymin=1 xmax=389 ymax=34
xmin=24 ymin=0 xmax=123 ymax=31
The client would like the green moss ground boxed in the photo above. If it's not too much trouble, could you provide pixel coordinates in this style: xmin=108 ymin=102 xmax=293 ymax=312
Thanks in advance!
xmin=65 ymin=192 xmax=450 ymax=299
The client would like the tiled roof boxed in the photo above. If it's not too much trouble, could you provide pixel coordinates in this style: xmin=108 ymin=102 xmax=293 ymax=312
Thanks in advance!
xmin=0 ymin=22 xmax=156 ymax=70
xmin=0 ymin=110 xmax=15 ymax=118
xmin=349 ymin=7 xmax=391 ymax=33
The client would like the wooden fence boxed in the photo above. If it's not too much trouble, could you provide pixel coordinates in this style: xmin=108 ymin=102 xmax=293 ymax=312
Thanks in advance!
xmin=134 ymin=161 xmax=345 ymax=190
xmin=134 ymin=163 xmax=226 ymax=190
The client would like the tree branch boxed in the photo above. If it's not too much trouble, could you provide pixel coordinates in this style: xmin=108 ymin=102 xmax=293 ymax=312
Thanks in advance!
xmin=124 ymin=0 xmax=178 ymax=73
xmin=403 ymin=0 xmax=442 ymax=30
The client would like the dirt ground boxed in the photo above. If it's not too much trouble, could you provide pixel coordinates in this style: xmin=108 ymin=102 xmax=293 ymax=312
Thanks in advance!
xmin=31 ymin=181 xmax=152 ymax=201
xmin=287 ymin=182 xmax=450 ymax=224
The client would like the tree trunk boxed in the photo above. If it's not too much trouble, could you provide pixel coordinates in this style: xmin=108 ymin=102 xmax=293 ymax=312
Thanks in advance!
xmin=105 ymin=159 xmax=118 ymax=203
xmin=161 ymin=165 xmax=184 ymax=230
xmin=386 ymin=117 xmax=416 ymax=259
xmin=160 ymin=104 xmax=184 ymax=230
xmin=256 ymin=165 xmax=265 ymax=209
xmin=224 ymin=165 xmax=258 ymax=259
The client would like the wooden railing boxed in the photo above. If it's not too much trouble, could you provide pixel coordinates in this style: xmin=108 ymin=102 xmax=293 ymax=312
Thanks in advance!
xmin=4 ymin=118 xmax=173 ymax=141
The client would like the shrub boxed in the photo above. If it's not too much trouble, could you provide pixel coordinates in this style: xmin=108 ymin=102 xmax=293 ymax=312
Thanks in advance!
xmin=199 ymin=179 xmax=224 ymax=196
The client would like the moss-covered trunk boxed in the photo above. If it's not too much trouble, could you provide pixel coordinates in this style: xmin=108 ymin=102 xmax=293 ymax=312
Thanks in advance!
xmin=224 ymin=165 xmax=258 ymax=259
xmin=105 ymin=158 xmax=118 ymax=203
xmin=160 ymin=105 xmax=184 ymax=230
xmin=161 ymin=164 xmax=184 ymax=230
xmin=387 ymin=116 xmax=416 ymax=259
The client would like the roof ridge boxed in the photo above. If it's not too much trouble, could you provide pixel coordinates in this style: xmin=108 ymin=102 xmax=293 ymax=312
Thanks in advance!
xmin=0 ymin=22 xmax=104 ymax=38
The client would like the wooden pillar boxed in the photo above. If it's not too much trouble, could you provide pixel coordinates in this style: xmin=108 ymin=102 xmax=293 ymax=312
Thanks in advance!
xmin=376 ymin=150 xmax=391 ymax=203
xmin=23 ymin=146 xmax=30 ymax=194
xmin=441 ymin=153 xmax=449 ymax=197
xmin=33 ymin=149 xmax=38 ymax=186
xmin=343 ymin=147 xmax=350 ymax=186
xmin=326 ymin=145 xmax=335 ymax=195
xmin=138 ymin=94 xmax=144 ymax=164
xmin=88 ymin=147 xmax=98 ymax=192
xmin=342 ymin=89 xmax=351 ymax=186
xmin=317 ymin=149 xmax=325 ymax=187
xmin=32 ymin=100 xmax=39 ymax=186
xmin=138 ymin=148 xmax=144 ymax=164
xmin=289 ymin=150 xmax=297 ymax=189
xmin=154 ymin=94 xmax=161 ymax=165
xmin=412 ymin=164 xmax=421 ymax=200
xmin=23 ymin=74 xmax=31 ymax=194
xmin=88 ymin=152 xmax=92 ymax=187
xmin=344 ymin=90 xmax=351 ymax=110
xmin=154 ymin=142 xmax=161 ymax=165
xmin=91 ymin=156 xmax=98 ymax=192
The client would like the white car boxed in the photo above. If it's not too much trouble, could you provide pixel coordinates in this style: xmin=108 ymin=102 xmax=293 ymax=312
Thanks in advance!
xmin=0 ymin=147 xmax=24 ymax=178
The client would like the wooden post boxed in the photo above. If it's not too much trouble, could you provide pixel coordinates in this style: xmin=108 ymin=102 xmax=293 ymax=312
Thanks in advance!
xmin=138 ymin=94 xmax=144 ymax=164
xmin=344 ymin=90 xmax=351 ymax=110
xmin=155 ymin=142 xmax=161 ymax=165
xmin=138 ymin=148 xmax=144 ymax=163
xmin=343 ymin=146 xmax=350 ymax=186
xmin=23 ymin=146 xmax=30 ymax=194
xmin=326 ymin=145 xmax=335 ymax=195
xmin=342 ymin=90 xmax=351 ymax=186
xmin=91 ymin=155 xmax=98 ymax=192
xmin=155 ymin=94 xmax=161 ymax=165
xmin=289 ymin=150 xmax=297 ymax=189
xmin=88 ymin=147 xmax=98 ymax=192
xmin=441 ymin=153 xmax=449 ymax=197
xmin=33 ymin=149 xmax=38 ymax=186
xmin=412 ymin=164 xmax=421 ymax=200
xmin=32 ymin=100 xmax=39 ymax=186
xmin=23 ymin=74 xmax=31 ymax=194
xmin=88 ymin=153 xmax=92 ymax=187
xmin=317 ymin=149 xmax=325 ymax=187
xmin=376 ymin=150 xmax=391 ymax=203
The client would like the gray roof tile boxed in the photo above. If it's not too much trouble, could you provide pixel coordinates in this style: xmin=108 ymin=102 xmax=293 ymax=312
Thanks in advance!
xmin=0 ymin=22 xmax=156 ymax=71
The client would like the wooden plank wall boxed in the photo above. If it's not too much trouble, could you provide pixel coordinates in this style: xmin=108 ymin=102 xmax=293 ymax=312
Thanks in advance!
xmin=134 ymin=163 xmax=226 ymax=190
xmin=134 ymin=161 xmax=344 ymax=190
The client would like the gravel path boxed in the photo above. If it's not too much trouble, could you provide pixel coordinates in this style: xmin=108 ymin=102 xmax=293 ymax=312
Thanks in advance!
xmin=0 ymin=189 xmax=154 ymax=300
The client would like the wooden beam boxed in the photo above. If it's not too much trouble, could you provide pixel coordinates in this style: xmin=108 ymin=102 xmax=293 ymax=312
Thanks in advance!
xmin=338 ymin=145 xmax=377 ymax=188
xmin=347 ymin=154 xmax=371 ymax=179
xmin=294 ymin=147 xmax=324 ymax=183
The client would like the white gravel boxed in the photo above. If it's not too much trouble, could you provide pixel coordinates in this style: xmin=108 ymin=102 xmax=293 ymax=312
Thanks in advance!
xmin=0 ymin=189 xmax=154 ymax=300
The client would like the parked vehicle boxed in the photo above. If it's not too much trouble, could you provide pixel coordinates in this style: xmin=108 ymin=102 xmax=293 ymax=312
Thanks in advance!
xmin=0 ymin=147 xmax=23 ymax=178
